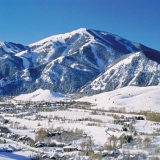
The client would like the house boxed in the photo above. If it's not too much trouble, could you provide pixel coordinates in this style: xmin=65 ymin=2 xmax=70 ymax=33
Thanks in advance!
xmin=8 ymin=145 xmax=21 ymax=152
xmin=56 ymin=148 xmax=63 ymax=153
xmin=117 ymin=153 xmax=126 ymax=160
xmin=63 ymin=146 xmax=78 ymax=152
xmin=8 ymin=133 xmax=19 ymax=140
xmin=102 ymin=150 xmax=108 ymax=157
xmin=82 ymin=133 xmax=92 ymax=139
xmin=0 ymin=147 xmax=13 ymax=152
xmin=46 ymin=131 xmax=61 ymax=137
xmin=103 ymin=149 xmax=120 ymax=157
xmin=55 ymin=142 xmax=66 ymax=147
xmin=82 ymin=133 xmax=87 ymax=138
xmin=50 ymin=152 xmax=63 ymax=159
xmin=94 ymin=145 xmax=104 ymax=151
xmin=94 ymin=150 xmax=101 ymax=155
xmin=0 ymin=126 xmax=11 ymax=133
xmin=34 ymin=141 xmax=47 ymax=148
xmin=42 ymin=154 xmax=50 ymax=159
xmin=17 ymin=135 xmax=27 ymax=141
xmin=5 ymin=148 xmax=13 ymax=152
xmin=110 ymin=149 xmax=120 ymax=157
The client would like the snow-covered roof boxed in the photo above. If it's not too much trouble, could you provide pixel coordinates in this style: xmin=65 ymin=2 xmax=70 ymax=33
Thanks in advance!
xmin=63 ymin=145 xmax=77 ymax=149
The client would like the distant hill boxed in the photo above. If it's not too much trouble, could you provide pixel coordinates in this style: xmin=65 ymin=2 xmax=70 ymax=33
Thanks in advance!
xmin=14 ymin=89 xmax=68 ymax=101
xmin=79 ymin=86 xmax=160 ymax=112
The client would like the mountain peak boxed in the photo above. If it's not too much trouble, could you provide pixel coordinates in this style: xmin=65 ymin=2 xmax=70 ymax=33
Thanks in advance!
xmin=74 ymin=28 xmax=87 ymax=32
xmin=29 ymin=28 xmax=88 ymax=47
xmin=1 ymin=29 xmax=160 ymax=95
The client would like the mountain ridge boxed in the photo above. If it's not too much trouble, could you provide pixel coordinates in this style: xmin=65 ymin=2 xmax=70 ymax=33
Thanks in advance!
xmin=0 ymin=28 xmax=160 ymax=95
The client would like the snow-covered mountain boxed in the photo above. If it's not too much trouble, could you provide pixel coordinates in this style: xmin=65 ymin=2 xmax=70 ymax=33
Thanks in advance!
xmin=0 ymin=28 xmax=160 ymax=95
xmin=0 ymin=42 xmax=28 ymax=80
xmin=80 ymin=51 xmax=160 ymax=94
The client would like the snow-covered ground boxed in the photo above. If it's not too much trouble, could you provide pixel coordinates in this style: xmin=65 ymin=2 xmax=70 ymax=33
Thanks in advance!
xmin=1 ymin=107 xmax=160 ymax=159
xmin=0 ymin=151 xmax=31 ymax=160
xmin=1 ymin=108 xmax=157 ymax=146
xmin=79 ymin=86 xmax=160 ymax=112
xmin=14 ymin=89 xmax=69 ymax=102
xmin=1 ymin=86 xmax=160 ymax=159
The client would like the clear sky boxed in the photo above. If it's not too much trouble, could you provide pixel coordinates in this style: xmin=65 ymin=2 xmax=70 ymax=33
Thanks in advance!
xmin=0 ymin=0 xmax=160 ymax=51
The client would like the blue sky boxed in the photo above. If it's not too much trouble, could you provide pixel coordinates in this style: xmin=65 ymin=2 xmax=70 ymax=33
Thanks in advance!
xmin=0 ymin=0 xmax=160 ymax=51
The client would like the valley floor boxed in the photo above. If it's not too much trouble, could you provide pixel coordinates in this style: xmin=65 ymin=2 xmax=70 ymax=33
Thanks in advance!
xmin=0 ymin=86 xmax=160 ymax=159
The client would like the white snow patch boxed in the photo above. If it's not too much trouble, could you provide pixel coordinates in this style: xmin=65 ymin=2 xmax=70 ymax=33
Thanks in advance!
xmin=16 ymin=51 xmax=38 ymax=67
xmin=2 ymin=45 xmax=15 ymax=53
xmin=21 ymin=57 xmax=30 ymax=68
xmin=90 ymin=30 xmax=112 ymax=45
xmin=90 ymin=44 xmax=105 ymax=72
xmin=14 ymin=89 xmax=69 ymax=102
xmin=79 ymin=86 xmax=160 ymax=112
xmin=29 ymin=28 xmax=88 ymax=47
xmin=22 ymin=69 xmax=32 ymax=81
xmin=115 ymin=36 xmax=134 ymax=52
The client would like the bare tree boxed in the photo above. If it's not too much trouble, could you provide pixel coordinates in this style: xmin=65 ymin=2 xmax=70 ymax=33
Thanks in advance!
xmin=144 ymin=136 xmax=151 ymax=148
xmin=136 ymin=135 xmax=142 ymax=149
xmin=109 ymin=135 xmax=118 ymax=149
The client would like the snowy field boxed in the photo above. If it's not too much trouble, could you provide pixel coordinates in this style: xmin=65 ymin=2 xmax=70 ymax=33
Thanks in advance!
xmin=79 ymin=86 xmax=160 ymax=112
xmin=14 ymin=86 xmax=160 ymax=112
xmin=1 ymin=107 xmax=160 ymax=159
xmin=0 ymin=151 xmax=31 ymax=160
xmin=1 ymin=86 xmax=160 ymax=159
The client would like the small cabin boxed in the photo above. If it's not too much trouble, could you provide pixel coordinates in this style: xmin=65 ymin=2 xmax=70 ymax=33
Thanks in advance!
xmin=50 ymin=152 xmax=63 ymax=159
xmin=42 ymin=154 xmax=50 ymax=159
xmin=56 ymin=148 xmax=63 ymax=153
xmin=34 ymin=141 xmax=47 ymax=148
xmin=63 ymin=146 xmax=78 ymax=152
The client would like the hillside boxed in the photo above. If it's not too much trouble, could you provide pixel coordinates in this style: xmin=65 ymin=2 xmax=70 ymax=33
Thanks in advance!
xmin=79 ymin=86 xmax=160 ymax=112
xmin=14 ymin=89 xmax=68 ymax=102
